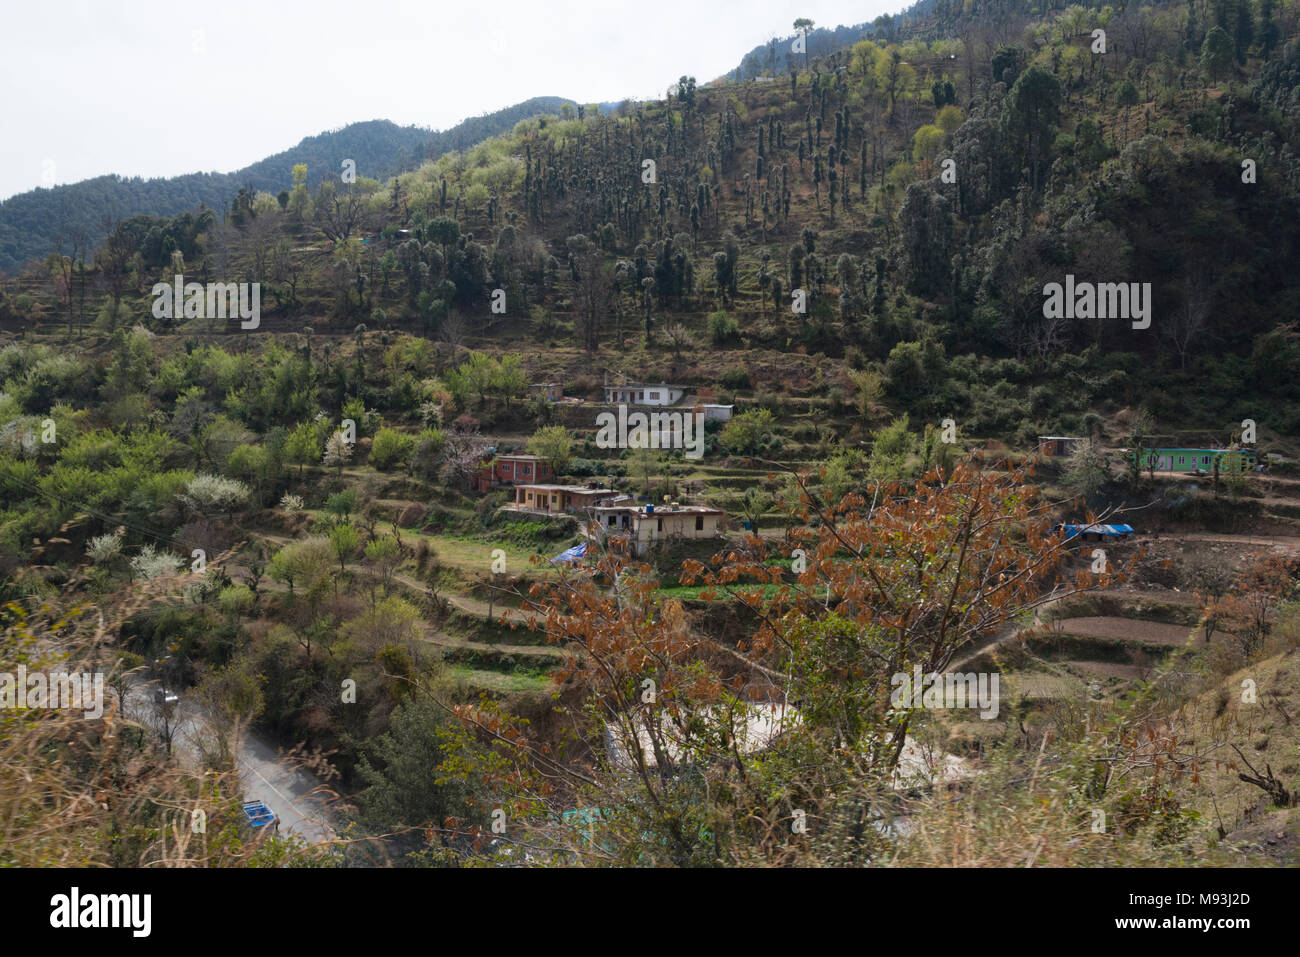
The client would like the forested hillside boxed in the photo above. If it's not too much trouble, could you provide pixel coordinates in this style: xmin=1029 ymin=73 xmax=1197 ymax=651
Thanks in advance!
xmin=5 ymin=0 xmax=1300 ymax=870
xmin=9 ymin=0 xmax=1295 ymax=431
xmin=0 ymin=97 xmax=575 ymax=277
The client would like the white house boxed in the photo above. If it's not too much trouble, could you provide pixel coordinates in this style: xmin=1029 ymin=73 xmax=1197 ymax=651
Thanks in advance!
xmin=605 ymin=702 xmax=798 ymax=770
xmin=605 ymin=703 xmax=968 ymax=788
xmin=603 ymin=383 xmax=686 ymax=406
xmin=589 ymin=502 xmax=724 ymax=556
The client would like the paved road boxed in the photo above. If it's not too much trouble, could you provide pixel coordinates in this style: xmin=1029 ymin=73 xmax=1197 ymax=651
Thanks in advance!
xmin=235 ymin=731 xmax=334 ymax=844
xmin=124 ymin=679 xmax=335 ymax=844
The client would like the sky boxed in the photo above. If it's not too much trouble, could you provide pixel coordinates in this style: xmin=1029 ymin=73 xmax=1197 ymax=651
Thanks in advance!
xmin=0 ymin=0 xmax=902 ymax=200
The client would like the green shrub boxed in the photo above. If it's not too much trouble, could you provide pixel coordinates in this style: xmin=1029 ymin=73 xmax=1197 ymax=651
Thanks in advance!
xmin=708 ymin=310 xmax=739 ymax=344
xmin=721 ymin=408 xmax=777 ymax=455
xmin=1114 ymin=80 xmax=1139 ymax=106
xmin=568 ymin=458 xmax=625 ymax=478
xmin=720 ymin=366 xmax=751 ymax=390
xmin=409 ymin=428 xmax=447 ymax=478
xmin=370 ymin=427 xmax=415 ymax=471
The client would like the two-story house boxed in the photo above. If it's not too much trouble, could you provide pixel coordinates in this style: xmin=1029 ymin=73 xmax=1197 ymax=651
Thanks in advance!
xmin=472 ymin=453 xmax=554 ymax=494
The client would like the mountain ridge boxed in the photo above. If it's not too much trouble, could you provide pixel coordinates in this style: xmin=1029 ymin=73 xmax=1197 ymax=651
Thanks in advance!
xmin=0 ymin=96 xmax=577 ymax=276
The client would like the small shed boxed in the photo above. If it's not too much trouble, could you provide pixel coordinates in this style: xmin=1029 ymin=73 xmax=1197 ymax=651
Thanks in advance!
xmin=531 ymin=382 xmax=563 ymax=402
xmin=1038 ymin=436 xmax=1085 ymax=457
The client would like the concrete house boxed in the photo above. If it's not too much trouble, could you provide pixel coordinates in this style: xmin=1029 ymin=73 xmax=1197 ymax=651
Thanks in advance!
xmin=472 ymin=453 xmax=553 ymax=494
xmin=1129 ymin=447 xmax=1258 ymax=473
xmin=589 ymin=502 xmax=725 ymax=557
xmin=509 ymin=484 xmax=619 ymax=515
xmin=603 ymin=383 xmax=686 ymax=406
xmin=606 ymin=702 xmax=798 ymax=771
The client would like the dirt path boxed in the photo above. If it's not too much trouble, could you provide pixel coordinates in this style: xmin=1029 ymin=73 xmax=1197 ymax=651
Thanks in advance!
xmin=390 ymin=572 xmax=541 ymax=626
xmin=948 ymin=583 xmax=1204 ymax=671
xmin=1152 ymin=531 xmax=1300 ymax=553
xmin=950 ymin=619 xmax=1025 ymax=672
xmin=1059 ymin=660 xmax=1144 ymax=679
xmin=247 ymin=528 xmax=544 ymax=627
xmin=1147 ymin=469 xmax=1300 ymax=489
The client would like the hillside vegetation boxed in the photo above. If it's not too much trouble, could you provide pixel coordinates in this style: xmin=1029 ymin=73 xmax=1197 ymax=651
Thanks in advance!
xmin=0 ymin=97 xmax=576 ymax=277
xmin=4 ymin=0 xmax=1300 ymax=868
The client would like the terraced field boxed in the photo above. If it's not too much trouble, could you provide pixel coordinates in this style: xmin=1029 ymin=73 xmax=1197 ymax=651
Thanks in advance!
xmin=1052 ymin=616 xmax=1196 ymax=645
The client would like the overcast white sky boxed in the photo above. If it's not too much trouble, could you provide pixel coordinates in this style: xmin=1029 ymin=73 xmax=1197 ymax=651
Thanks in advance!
xmin=0 ymin=0 xmax=902 ymax=200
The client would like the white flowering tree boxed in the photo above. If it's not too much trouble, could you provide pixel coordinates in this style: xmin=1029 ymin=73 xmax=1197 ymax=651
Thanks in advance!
xmin=323 ymin=430 xmax=353 ymax=478
xmin=130 ymin=544 xmax=184 ymax=581
xmin=85 ymin=532 xmax=124 ymax=564
xmin=179 ymin=473 xmax=252 ymax=518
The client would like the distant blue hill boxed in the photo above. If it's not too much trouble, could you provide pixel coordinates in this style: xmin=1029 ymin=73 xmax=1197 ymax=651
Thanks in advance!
xmin=0 ymin=96 xmax=575 ymax=276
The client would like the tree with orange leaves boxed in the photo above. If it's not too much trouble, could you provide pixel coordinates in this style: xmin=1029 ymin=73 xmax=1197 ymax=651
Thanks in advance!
xmin=685 ymin=459 xmax=1126 ymax=779
xmin=432 ymin=458 xmax=1129 ymax=865
xmin=1202 ymin=555 xmax=1300 ymax=656
xmin=436 ymin=540 xmax=756 ymax=865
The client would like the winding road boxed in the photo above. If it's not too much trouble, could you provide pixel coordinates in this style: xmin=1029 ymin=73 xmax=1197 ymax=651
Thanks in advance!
xmin=124 ymin=679 xmax=335 ymax=844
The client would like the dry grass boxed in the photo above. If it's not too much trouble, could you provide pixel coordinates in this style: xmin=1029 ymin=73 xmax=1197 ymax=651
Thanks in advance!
xmin=0 ymin=575 xmax=331 ymax=867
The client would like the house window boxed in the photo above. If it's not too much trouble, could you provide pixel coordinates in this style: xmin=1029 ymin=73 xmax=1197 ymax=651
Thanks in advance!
xmin=648 ymin=391 xmax=659 ymax=400
xmin=608 ymin=515 xmax=616 ymax=526
xmin=695 ymin=515 xmax=704 ymax=531
xmin=1178 ymin=456 xmax=1184 ymax=464
xmin=522 ymin=465 xmax=531 ymax=475
xmin=1203 ymin=456 xmax=1210 ymax=464
xmin=657 ymin=518 xmax=663 ymax=532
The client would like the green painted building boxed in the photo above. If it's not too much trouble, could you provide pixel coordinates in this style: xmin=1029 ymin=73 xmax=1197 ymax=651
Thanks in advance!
xmin=1130 ymin=448 xmax=1257 ymax=473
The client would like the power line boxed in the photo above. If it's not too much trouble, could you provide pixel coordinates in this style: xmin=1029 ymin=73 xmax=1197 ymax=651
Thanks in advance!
xmin=1 ymin=470 xmax=199 ymax=556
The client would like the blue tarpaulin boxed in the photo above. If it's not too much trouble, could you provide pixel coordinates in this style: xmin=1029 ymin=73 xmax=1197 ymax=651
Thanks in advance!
xmin=550 ymin=542 xmax=588 ymax=564
xmin=1057 ymin=524 xmax=1135 ymax=539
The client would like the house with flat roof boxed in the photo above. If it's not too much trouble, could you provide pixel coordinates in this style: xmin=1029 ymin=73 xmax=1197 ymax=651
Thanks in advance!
xmin=589 ymin=502 xmax=725 ymax=556
xmin=1127 ymin=447 xmax=1258 ymax=473
xmin=472 ymin=453 xmax=553 ymax=493
xmin=603 ymin=383 xmax=686 ymax=406
xmin=509 ymin=484 xmax=619 ymax=515
xmin=602 ymin=704 xmax=969 ymax=788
